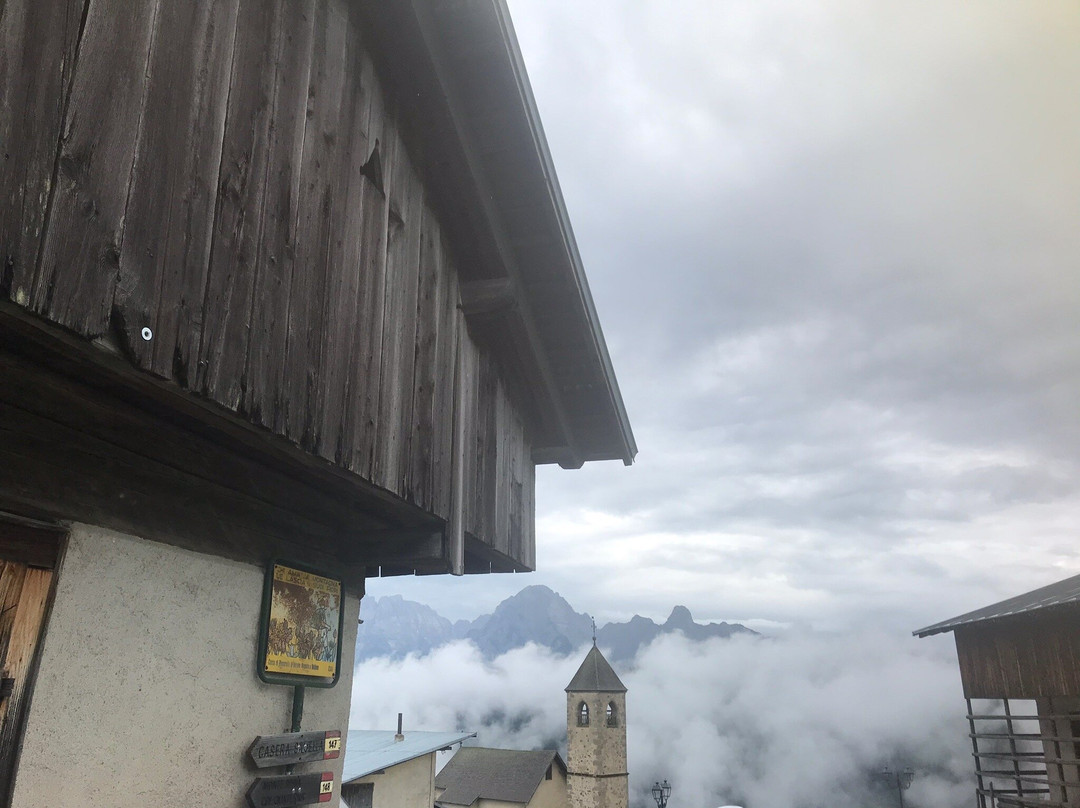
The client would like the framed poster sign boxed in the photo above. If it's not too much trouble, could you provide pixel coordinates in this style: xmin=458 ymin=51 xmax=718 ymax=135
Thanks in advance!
xmin=257 ymin=561 xmax=344 ymax=687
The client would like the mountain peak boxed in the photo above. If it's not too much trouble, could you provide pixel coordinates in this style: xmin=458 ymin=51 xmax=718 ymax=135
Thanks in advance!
xmin=666 ymin=605 xmax=694 ymax=627
xmin=465 ymin=584 xmax=591 ymax=658
xmin=510 ymin=584 xmax=561 ymax=601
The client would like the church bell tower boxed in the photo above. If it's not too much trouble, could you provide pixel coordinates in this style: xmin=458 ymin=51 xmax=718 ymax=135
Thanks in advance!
xmin=566 ymin=640 xmax=628 ymax=808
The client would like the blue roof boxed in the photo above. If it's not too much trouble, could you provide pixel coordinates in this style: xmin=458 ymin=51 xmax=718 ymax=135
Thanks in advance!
xmin=343 ymin=730 xmax=477 ymax=782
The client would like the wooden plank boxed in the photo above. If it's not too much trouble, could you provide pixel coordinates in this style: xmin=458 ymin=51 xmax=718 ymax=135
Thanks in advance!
xmin=0 ymin=408 xmax=428 ymax=586
xmin=279 ymin=0 xmax=348 ymax=447
xmin=430 ymin=232 xmax=460 ymax=519
xmin=242 ymin=0 xmax=316 ymax=428
xmin=196 ymin=0 xmax=284 ymax=406
xmin=342 ymin=171 xmax=389 ymax=477
xmin=0 ymin=564 xmax=27 ymax=665
xmin=113 ymin=0 xmax=240 ymax=381
xmin=0 ymin=0 xmax=87 ymax=305
xmin=505 ymin=397 xmax=519 ymax=563
xmin=32 ymin=0 xmax=162 ymax=336
xmin=342 ymin=56 xmax=389 ymax=479
xmin=0 ymin=349 xmax=389 ymax=556
xmin=0 ymin=302 xmax=441 ymax=534
xmin=497 ymin=378 xmax=513 ymax=557
xmin=373 ymin=123 xmax=423 ymax=494
xmin=447 ymin=309 xmax=467 ymax=575
xmin=514 ymin=400 xmax=529 ymax=565
xmin=494 ymin=383 xmax=512 ymax=559
xmin=315 ymin=38 xmax=374 ymax=463
xmin=1058 ymin=617 xmax=1080 ymax=695
xmin=0 ymin=564 xmax=51 ymax=806
xmin=407 ymin=209 xmax=441 ymax=510
xmin=0 ymin=404 xmax=361 ymax=580
xmin=1041 ymin=620 xmax=1073 ymax=696
xmin=475 ymin=352 xmax=497 ymax=550
xmin=457 ymin=324 xmax=480 ymax=536
xmin=522 ymin=449 xmax=536 ymax=570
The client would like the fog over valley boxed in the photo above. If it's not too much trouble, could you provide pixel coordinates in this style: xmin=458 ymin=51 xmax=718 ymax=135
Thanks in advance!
xmin=351 ymin=590 xmax=969 ymax=807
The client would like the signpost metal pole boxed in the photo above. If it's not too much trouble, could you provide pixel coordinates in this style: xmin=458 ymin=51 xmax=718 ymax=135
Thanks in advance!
xmin=291 ymin=686 xmax=305 ymax=733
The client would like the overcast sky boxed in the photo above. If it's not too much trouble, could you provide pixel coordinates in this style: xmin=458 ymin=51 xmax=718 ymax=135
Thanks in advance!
xmin=368 ymin=1 xmax=1080 ymax=635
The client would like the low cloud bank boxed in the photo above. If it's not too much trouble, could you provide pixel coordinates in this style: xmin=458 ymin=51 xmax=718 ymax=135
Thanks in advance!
xmin=350 ymin=630 xmax=971 ymax=807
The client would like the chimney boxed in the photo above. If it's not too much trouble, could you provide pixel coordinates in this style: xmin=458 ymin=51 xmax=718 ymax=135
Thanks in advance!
xmin=394 ymin=713 xmax=404 ymax=742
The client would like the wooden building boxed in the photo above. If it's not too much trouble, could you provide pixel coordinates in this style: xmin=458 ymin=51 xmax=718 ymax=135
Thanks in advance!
xmin=916 ymin=574 xmax=1080 ymax=808
xmin=0 ymin=0 xmax=635 ymax=804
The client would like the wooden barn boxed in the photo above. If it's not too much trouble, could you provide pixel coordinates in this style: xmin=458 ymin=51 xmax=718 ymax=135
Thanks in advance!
xmin=0 ymin=0 xmax=635 ymax=804
xmin=916 ymin=575 xmax=1080 ymax=808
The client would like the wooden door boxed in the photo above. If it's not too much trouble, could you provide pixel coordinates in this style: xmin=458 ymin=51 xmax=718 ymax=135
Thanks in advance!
xmin=0 ymin=519 xmax=62 ymax=804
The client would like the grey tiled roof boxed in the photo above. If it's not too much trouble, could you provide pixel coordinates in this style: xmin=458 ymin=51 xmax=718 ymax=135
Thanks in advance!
xmin=434 ymin=747 xmax=563 ymax=806
xmin=914 ymin=572 xmax=1080 ymax=637
xmin=565 ymin=644 xmax=626 ymax=693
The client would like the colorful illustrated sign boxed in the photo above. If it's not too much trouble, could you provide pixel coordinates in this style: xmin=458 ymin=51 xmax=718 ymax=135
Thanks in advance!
xmin=258 ymin=562 xmax=343 ymax=686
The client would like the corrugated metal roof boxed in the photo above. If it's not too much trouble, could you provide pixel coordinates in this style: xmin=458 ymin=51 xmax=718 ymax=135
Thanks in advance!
xmin=342 ymin=730 xmax=476 ymax=782
xmin=565 ymin=644 xmax=626 ymax=693
xmin=434 ymin=747 xmax=563 ymax=806
xmin=914 ymin=572 xmax=1080 ymax=637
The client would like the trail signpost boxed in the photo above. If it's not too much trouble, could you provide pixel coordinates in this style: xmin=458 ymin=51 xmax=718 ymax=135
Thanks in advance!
xmin=247 ymin=561 xmax=344 ymax=806
xmin=248 ymin=731 xmax=341 ymax=768
xmin=246 ymin=772 xmax=334 ymax=807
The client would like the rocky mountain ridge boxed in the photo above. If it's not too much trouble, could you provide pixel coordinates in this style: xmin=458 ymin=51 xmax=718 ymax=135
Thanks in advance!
xmin=355 ymin=585 xmax=756 ymax=662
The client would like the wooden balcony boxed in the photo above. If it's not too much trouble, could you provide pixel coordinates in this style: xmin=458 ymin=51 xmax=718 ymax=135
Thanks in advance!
xmin=968 ymin=698 xmax=1080 ymax=808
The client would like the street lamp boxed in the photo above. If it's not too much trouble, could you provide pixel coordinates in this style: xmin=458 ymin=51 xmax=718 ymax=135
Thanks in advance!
xmin=652 ymin=780 xmax=671 ymax=808
xmin=880 ymin=767 xmax=915 ymax=808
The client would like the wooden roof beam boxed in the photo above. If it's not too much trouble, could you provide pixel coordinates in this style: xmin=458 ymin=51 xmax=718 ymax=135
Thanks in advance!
xmin=459 ymin=278 xmax=516 ymax=318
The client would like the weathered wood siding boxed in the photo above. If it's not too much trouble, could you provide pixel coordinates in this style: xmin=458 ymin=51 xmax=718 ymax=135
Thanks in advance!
xmin=954 ymin=611 xmax=1080 ymax=699
xmin=0 ymin=0 xmax=535 ymax=568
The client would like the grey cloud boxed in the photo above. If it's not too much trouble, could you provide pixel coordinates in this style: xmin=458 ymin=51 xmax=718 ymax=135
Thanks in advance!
xmin=372 ymin=3 xmax=1080 ymax=634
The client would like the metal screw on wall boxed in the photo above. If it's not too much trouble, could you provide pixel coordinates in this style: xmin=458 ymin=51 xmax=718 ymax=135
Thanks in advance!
xmin=652 ymin=779 xmax=671 ymax=808
xmin=880 ymin=767 xmax=915 ymax=808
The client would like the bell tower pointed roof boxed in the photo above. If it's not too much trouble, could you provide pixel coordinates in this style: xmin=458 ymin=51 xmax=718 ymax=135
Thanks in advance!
xmin=565 ymin=644 xmax=626 ymax=693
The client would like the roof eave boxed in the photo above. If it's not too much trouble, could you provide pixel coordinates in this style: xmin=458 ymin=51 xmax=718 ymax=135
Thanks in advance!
xmin=490 ymin=0 xmax=637 ymax=466
xmin=361 ymin=0 xmax=636 ymax=467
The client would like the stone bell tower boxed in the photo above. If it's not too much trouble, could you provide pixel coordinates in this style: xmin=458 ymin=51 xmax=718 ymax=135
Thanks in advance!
xmin=566 ymin=640 xmax=628 ymax=808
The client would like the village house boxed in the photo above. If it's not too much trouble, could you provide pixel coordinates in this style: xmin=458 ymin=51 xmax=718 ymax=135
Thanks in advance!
xmin=0 ymin=0 xmax=635 ymax=805
xmin=916 ymin=574 xmax=1080 ymax=808
xmin=435 ymin=747 xmax=569 ymax=808
xmin=340 ymin=719 xmax=475 ymax=808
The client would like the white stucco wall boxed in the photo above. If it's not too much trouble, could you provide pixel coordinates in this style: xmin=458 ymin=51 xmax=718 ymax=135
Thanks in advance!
xmin=528 ymin=763 xmax=569 ymax=808
xmin=10 ymin=524 xmax=360 ymax=807
xmin=348 ymin=750 xmax=435 ymax=808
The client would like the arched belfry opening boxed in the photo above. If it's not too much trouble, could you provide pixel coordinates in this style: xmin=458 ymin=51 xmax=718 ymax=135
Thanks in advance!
xmin=578 ymin=701 xmax=589 ymax=726
xmin=606 ymin=701 xmax=617 ymax=727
